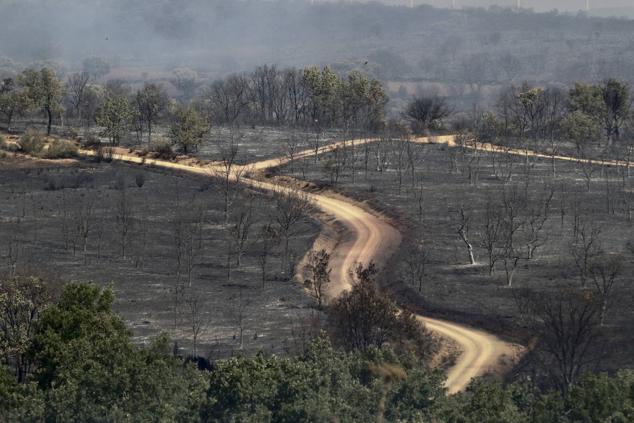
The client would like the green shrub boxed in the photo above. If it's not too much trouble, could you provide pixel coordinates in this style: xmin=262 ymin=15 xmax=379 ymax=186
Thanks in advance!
xmin=42 ymin=139 xmax=78 ymax=159
xmin=19 ymin=130 xmax=46 ymax=155
xmin=152 ymin=141 xmax=176 ymax=160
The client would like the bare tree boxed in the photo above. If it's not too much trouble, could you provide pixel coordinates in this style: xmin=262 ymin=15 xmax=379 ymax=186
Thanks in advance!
xmin=202 ymin=75 xmax=250 ymax=125
xmin=516 ymin=288 xmax=603 ymax=394
xmin=256 ymin=223 xmax=278 ymax=288
xmin=283 ymin=134 xmax=299 ymax=175
xmin=402 ymin=238 xmax=429 ymax=292
xmin=275 ymin=190 xmax=311 ymax=276
xmin=225 ymin=194 xmax=255 ymax=281
xmin=67 ymin=71 xmax=90 ymax=124
xmin=499 ymin=188 xmax=527 ymax=287
xmin=479 ymin=197 xmax=502 ymax=275
xmin=404 ymin=96 xmax=451 ymax=134
xmin=455 ymin=205 xmax=476 ymax=265
xmin=577 ymin=145 xmax=598 ymax=192
xmin=571 ymin=221 xmax=602 ymax=287
xmin=185 ymin=291 xmax=208 ymax=357
xmin=116 ymin=184 xmax=133 ymax=259
xmin=135 ymin=83 xmax=167 ymax=146
xmin=74 ymin=193 xmax=95 ymax=265
xmin=232 ymin=288 xmax=249 ymax=350
xmin=214 ymin=139 xmax=246 ymax=223
xmin=524 ymin=186 xmax=554 ymax=260
xmin=588 ymin=254 xmax=623 ymax=326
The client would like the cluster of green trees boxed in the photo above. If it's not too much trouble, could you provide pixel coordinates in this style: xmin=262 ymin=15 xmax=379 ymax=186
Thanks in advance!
xmin=203 ymin=65 xmax=388 ymax=130
xmin=2 ymin=276 xmax=633 ymax=422
xmin=478 ymin=79 xmax=633 ymax=150
xmin=0 ymin=69 xmax=63 ymax=136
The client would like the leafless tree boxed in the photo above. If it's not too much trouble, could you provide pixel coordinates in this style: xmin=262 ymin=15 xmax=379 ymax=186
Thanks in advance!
xmin=232 ymin=288 xmax=249 ymax=350
xmin=405 ymin=140 xmax=425 ymax=188
xmin=214 ymin=138 xmax=247 ymax=223
xmin=479 ymin=197 xmax=502 ymax=275
xmin=322 ymin=147 xmax=343 ymax=185
xmin=455 ymin=205 xmax=476 ymax=265
xmin=116 ymin=184 xmax=133 ymax=259
xmin=524 ymin=186 xmax=554 ymax=260
xmin=256 ymin=223 xmax=278 ymax=288
xmin=283 ymin=134 xmax=299 ymax=175
xmin=67 ymin=71 xmax=90 ymax=124
xmin=133 ymin=216 xmax=149 ymax=269
xmin=499 ymin=187 xmax=528 ymax=287
xmin=226 ymin=194 xmax=255 ymax=281
xmin=588 ymin=254 xmax=623 ymax=326
xmin=74 ymin=193 xmax=95 ymax=265
xmin=6 ymin=236 xmax=23 ymax=277
xmin=413 ymin=174 xmax=425 ymax=223
xmin=516 ymin=288 xmax=603 ymax=394
xmin=94 ymin=209 xmax=106 ymax=262
xmin=571 ymin=220 xmax=602 ymax=287
xmin=577 ymin=146 xmax=598 ymax=192
xmin=185 ymin=291 xmax=208 ymax=357
xmin=202 ymin=75 xmax=250 ymax=125
xmin=275 ymin=190 xmax=311 ymax=276
xmin=402 ymin=238 xmax=429 ymax=292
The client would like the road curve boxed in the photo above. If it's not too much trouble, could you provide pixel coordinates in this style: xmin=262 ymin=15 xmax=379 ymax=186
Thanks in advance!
xmin=78 ymin=137 xmax=518 ymax=394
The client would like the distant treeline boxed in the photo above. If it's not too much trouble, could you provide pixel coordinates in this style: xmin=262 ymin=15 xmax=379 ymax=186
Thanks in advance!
xmin=0 ymin=65 xmax=387 ymax=148
xmin=202 ymin=65 xmax=387 ymax=129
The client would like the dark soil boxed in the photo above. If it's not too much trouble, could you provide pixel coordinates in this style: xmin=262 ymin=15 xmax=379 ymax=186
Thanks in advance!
xmin=0 ymin=153 xmax=320 ymax=359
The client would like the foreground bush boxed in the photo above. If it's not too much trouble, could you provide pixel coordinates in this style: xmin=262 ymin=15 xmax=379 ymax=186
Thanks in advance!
xmin=41 ymin=139 xmax=78 ymax=159
xmin=18 ymin=130 xmax=46 ymax=155
xmin=1 ymin=278 xmax=633 ymax=422
xmin=152 ymin=141 xmax=177 ymax=160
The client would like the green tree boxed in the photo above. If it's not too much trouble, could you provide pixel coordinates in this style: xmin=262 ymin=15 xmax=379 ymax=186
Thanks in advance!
xmin=0 ymin=78 xmax=31 ymax=131
xmin=0 ymin=365 xmax=45 ymax=422
xmin=459 ymin=380 xmax=526 ymax=423
xmin=32 ymin=283 xmax=205 ymax=422
xmin=203 ymin=337 xmax=380 ymax=422
xmin=567 ymin=371 xmax=634 ymax=422
xmin=0 ymin=276 xmax=51 ymax=383
xmin=96 ymin=94 xmax=132 ymax=146
xmin=569 ymin=83 xmax=606 ymax=119
xmin=304 ymin=249 xmax=331 ymax=307
xmin=18 ymin=68 xmax=64 ymax=135
xmin=303 ymin=66 xmax=343 ymax=127
xmin=342 ymin=70 xmax=388 ymax=130
xmin=169 ymin=105 xmax=206 ymax=154
xmin=328 ymin=262 xmax=436 ymax=358
xmin=562 ymin=110 xmax=602 ymax=147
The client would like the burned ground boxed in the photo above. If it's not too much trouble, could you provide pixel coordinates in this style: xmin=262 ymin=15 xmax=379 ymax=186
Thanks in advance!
xmin=0 ymin=153 xmax=320 ymax=359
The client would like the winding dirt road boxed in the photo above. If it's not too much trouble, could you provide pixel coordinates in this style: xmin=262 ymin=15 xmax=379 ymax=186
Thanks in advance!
xmin=78 ymin=136 xmax=518 ymax=394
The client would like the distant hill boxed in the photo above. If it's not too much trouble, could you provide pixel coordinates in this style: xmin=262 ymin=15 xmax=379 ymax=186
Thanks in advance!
xmin=591 ymin=7 xmax=634 ymax=18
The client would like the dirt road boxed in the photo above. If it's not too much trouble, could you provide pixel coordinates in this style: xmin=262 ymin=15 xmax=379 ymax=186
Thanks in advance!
xmin=78 ymin=138 xmax=518 ymax=394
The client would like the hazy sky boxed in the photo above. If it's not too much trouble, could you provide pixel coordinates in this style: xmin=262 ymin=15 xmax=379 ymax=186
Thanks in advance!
xmin=383 ymin=0 xmax=633 ymax=13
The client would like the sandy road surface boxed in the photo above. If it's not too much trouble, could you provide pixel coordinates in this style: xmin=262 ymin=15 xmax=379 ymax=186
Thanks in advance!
xmin=78 ymin=139 xmax=518 ymax=394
